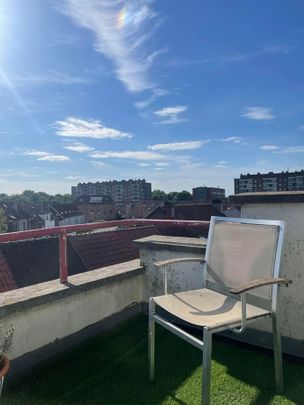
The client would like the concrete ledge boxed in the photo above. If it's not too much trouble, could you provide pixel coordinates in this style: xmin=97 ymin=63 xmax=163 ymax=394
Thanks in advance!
xmin=0 ymin=259 xmax=143 ymax=317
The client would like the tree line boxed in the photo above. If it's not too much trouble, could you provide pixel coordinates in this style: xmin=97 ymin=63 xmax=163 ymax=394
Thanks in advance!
xmin=0 ymin=190 xmax=73 ymax=205
xmin=151 ymin=190 xmax=192 ymax=201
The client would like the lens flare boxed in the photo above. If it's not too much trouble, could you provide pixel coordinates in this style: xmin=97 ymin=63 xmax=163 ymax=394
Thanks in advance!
xmin=117 ymin=7 xmax=127 ymax=28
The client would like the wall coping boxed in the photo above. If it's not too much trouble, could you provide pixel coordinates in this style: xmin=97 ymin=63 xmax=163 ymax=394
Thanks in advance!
xmin=229 ymin=191 xmax=304 ymax=204
xmin=0 ymin=259 xmax=143 ymax=317
xmin=134 ymin=235 xmax=207 ymax=254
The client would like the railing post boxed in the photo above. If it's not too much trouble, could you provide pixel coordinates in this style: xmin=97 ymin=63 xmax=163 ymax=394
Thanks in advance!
xmin=59 ymin=230 xmax=68 ymax=283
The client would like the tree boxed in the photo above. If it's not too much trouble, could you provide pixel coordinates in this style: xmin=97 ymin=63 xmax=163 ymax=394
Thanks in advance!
xmin=167 ymin=192 xmax=178 ymax=201
xmin=151 ymin=190 xmax=167 ymax=201
xmin=175 ymin=190 xmax=192 ymax=201
xmin=0 ymin=208 xmax=7 ymax=233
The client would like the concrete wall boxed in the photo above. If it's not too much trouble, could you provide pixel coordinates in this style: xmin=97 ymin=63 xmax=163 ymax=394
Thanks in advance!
xmin=0 ymin=259 xmax=143 ymax=374
xmin=241 ymin=203 xmax=304 ymax=342
xmin=135 ymin=235 xmax=206 ymax=302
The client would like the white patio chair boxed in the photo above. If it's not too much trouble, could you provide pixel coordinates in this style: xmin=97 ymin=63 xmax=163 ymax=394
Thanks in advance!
xmin=148 ymin=216 xmax=291 ymax=404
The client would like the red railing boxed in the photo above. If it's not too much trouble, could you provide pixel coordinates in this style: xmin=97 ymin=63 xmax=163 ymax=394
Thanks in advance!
xmin=0 ymin=219 xmax=209 ymax=283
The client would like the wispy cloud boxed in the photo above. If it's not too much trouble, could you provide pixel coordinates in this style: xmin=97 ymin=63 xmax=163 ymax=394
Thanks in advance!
xmin=1 ymin=71 xmax=94 ymax=87
xmin=22 ymin=149 xmax=70 ymax=162
xmin=154 ymin=105 xmax=187 ymax=124
xmin=91 ymin=161 xmax=109 ymax=168
xmin=134 ymin=88 xmax=168 ymax=109
xmin=37 ymin=155 xmax=70 ymax=162
xmin=220 ymin=136 xmax=242 ymax=144
xmin=90 ymin=150 xmax=165 ymax=161
xmin=138 ymin=163 xmax=151 ymax=167
xmin=168 ymin=43 xmax=294 ymax=68
xmin=149 ymin=140 xmax=206 ymax=151
xmin=54 ymin=117 xmax=132 ymax=139
xmin=214 ymin=161 xmax=229 ymax=168
xmin=22 ymin=150 xmax=50 ymax=157
xmin=242 ymin=107 xmax=275 ymax=120
xmin=274 ymin=145 xmax=304 ymax=154
xmin=63 ymin=142 xmax=94 ymax=153
xmin=60 ymin=0 xmax=162 ymax=92
xmin=155 ymin=162 xmax=170 ymax=167
xmin=259 ymin=145 xmax=279 ymax=151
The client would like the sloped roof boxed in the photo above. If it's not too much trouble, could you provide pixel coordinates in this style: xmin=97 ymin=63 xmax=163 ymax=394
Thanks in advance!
xmin=0 ymin=251 xmax=17 ymax=292
xmin=69 ymin=226 xmax=160 ymax=270
xmin=147 ymin=203 xmax=224 ymax=221
xmin=50 ymin=203 xmax=84 ymax=219
xmin=0 ymin=237 xmax=87 ymax=289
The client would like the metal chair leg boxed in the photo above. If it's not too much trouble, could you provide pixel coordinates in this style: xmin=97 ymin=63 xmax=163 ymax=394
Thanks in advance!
xmin=0 ymin=376 xmax=4 ymax=401
xmin=149 ymin=298 xmax=155 ymax=380
xmin=202 ymin=329 xmax=212 ymax=404
xmin=272 ymin=313 xmax=283 ymax=394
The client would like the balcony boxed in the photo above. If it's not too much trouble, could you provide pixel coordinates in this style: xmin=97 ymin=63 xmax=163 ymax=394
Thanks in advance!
xmin=0 ymin=206 xmax=303 ymax=403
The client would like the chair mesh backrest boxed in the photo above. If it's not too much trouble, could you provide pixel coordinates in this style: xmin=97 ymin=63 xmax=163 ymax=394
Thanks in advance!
xmin=206 ymin=220 xmax=279 ymax=300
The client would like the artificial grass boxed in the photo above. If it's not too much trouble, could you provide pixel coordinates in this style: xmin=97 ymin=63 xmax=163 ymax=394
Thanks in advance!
xmin=5 ymin=315 xmax=304 ymax=404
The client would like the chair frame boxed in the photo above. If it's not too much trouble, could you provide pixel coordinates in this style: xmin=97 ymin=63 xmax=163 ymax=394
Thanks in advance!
xmin=149 ymin=216 xmax=290 ymax=404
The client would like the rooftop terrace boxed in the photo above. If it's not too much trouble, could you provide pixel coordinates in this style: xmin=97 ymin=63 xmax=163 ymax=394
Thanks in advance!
xmin=0 ymin=198 xmax=304 ymax=403
xmin=5 ymin=315 xmax=304 ymax=404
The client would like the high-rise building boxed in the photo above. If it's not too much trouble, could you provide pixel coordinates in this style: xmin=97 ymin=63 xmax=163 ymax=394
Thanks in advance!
xmin=192 ymin=186 xmax=226 ymax=202
xmin=71 ymin=179 xmax=152 ymax=202
xmin=234 ymin=170 xmax=304 ymax=194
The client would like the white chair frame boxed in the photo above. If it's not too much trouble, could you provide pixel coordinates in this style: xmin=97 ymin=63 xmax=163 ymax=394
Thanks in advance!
xmin=148 ymin=216 xmax=291 ymax=404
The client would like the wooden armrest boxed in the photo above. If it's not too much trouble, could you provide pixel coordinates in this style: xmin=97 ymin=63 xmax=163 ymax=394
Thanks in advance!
xmin=154 ymin=257 xmax=205 ymax=269
xmin=230 ymin=277 xmax=292 ymax=294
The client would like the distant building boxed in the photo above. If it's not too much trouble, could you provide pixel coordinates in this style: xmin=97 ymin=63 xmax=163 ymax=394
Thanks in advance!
xmin=192 ymin=186 xmax=225 ymax=202
xmin=71 ymin=179 xmax=152 ymax=202
xmin=234 ymin=170 xmax=304 ymax=194
xmin=0 ymin=202 xmax=44 ymax=232
xmin=74 ymin=195 xmax=117 ymax=222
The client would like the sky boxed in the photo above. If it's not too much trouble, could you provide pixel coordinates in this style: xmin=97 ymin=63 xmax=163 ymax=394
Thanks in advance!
xmin=0 ymin=0 xmax=303 ymax=195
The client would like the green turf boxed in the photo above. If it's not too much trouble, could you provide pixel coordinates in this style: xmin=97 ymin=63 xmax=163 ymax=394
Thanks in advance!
xmin=5 ymin=315 xmax=304 ymax=404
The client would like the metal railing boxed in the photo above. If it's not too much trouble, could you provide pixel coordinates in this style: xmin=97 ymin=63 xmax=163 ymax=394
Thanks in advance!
xmin=0 ymin=219 xmax=209 ymax=284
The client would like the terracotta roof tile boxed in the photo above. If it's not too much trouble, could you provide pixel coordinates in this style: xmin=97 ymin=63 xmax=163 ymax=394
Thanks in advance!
xmin=0 ymin=251 xmax=17 ymax=292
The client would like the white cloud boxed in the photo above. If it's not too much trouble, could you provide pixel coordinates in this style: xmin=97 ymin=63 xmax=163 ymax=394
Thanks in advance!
xmin=221 ymin=136 xmax=242 ymax=144
xmin=22 ymin=150 xmax=50 ymax=157
xmin=275 ymin=145 xmax=304 ymax=154
xmin=154 ymin=105 xmax=188 ymax=124
xmin=37 ymin=155 xmax=70 ymax=162
xmin=149 ymin=140 xmax=206 ymax=151
xmin=138 ymin=163 xmax=151 ymax=167
xmin=63 ymin=142 xmax=94 ymax=153
xmin=90 ymin=150 xmax=165 ymax=161
xmin=60 ymin=0 xmax=161 ymax=92
xmin=259 ymin=145 xmax=279 ymax=151
xmin=54 ymin=117 xmax=132 ymax=139
xmin=242 ymin=107 xmax=275 ymax=120
xmin=155 ymin=162 xmax=170 ymax=167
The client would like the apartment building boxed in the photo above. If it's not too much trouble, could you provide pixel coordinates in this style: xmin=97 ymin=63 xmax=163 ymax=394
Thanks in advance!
xmin=71 ymin=179 xmax=152 ymax=202
xmin=192 ymin=186 xmax=226 ymax=201
xmin=234 ymin=170 xmax=304 ymax=193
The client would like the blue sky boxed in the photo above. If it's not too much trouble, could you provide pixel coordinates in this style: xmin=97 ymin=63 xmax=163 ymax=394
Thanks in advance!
xmin=0 ymin=0 xmax=303 ymax=195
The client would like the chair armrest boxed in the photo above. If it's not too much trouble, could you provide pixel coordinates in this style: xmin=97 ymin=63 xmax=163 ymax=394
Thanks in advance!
xmin=230 ymin=277 xmax=292 ymax=294
xmin=154 ymin=257 xmax=205 ymax=269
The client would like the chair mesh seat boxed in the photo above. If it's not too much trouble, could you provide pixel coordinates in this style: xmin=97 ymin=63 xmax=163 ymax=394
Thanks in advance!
xmin=153 ymin=288 xmax=270 ymax=329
